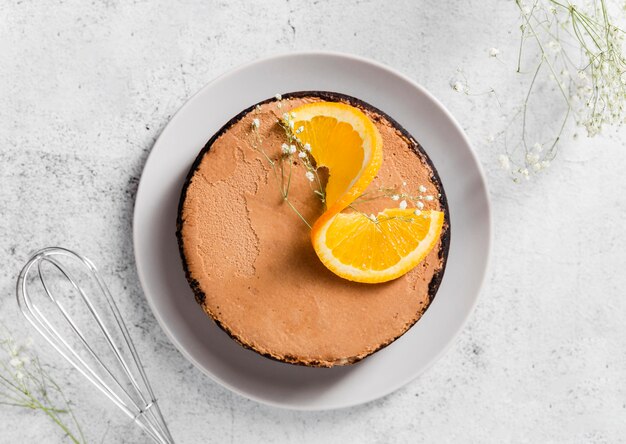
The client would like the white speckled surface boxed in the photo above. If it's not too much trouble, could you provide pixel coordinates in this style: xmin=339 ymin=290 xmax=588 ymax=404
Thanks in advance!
xmin=2 ymin=0 xmax=626 ymax=442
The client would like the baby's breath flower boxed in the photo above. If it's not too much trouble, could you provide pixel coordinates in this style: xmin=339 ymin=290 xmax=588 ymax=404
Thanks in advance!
xmin=290 ymin=112 xmax=296 ymax=118
xmin=281 ymin=143 xmax=290 ymax=154
xmin=416 ymin=201 xmax=425 ymax=210
xmin=526 ymin=153 xmax=540 ymax=164
xmin=296 ymin=126 xmax=304 ymax=134
xmin=275 ymin=93 xmax=282 ymax=100
xmin=289 ymin=144 xmax=297 ymax=154
xmin=532 ymin=142 xmax=543 ymax=152
xmin=418 ymin=185 xmax=427 ymax=193
xmin=303 ymin=143 xmax=311 ymax=152
xmin=369 ymin=213 xmax=378 ymax=222
xmin=282 ymin=113 xmax=289 ymax=121
xmin=452 ymin=81 xmax=465 ymax=93
xmin=305 ymin=171 xmax=315 ymax=182
xmin=288 ymin=120 xmax=294 ymax=129
xmin=390 ymin=194 xmax=399 ymax=201
xmin=399 ymin=200 xmax=408 ymax=210
xmin=489 ymin=47 xmax=500 ymax=57
xmin=251 ymin=118 xmax=260 ymax=129
xmin=520 ymin=168 xmax=530 ymax=180
xmin=9 ymin=357 xmax=22 ymax=367
xmin=425 ymin=195 xmax=434 ymax=201
xmin=298 ymin=151 xmax=307 ymax=159
xmin=414 ymin=209 xmax=422 ymax=216
xmin=498 ymin=154 xmax=510 ymax=171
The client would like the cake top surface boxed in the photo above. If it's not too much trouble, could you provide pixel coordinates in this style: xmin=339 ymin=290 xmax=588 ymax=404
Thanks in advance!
xmin=178 ymin=93 xmax=448 ymax=366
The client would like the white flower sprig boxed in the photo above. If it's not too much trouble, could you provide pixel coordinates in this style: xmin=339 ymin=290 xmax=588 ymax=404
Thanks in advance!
xmin=0 ymin=329 xmax=85 ymax=443
xmin=278 ymin=112 xmax=327 ymax=205
xmin=349 ymin=183 xmax=440 ymax=223
xmin=454 ymin=1 xmax=625 ymax=181
xmin=248 ymin=96 xmax=327 ymax=229
xmin=495 ymin=0 xmax=626 ymax=181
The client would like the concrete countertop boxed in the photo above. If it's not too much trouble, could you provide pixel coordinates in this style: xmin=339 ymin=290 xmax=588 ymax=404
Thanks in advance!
xmin=1 ymin=1 xmax=625 ymax=442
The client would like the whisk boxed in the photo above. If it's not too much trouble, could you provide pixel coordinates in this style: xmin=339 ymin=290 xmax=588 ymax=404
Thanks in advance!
xmin=16 ymin=247 xmax=175 ymax=444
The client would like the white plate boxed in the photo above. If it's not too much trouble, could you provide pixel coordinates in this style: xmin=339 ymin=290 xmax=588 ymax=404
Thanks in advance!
xmin=133 ymin=52 xmax=491 ymax=410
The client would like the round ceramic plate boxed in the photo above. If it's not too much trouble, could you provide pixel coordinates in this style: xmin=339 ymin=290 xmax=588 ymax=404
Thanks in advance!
xmin=133 ymin=52 xmax=491 ymax=410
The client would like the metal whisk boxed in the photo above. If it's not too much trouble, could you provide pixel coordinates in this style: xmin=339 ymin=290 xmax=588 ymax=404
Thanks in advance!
xmin=16 ymin=247 xmax=175 ymax=444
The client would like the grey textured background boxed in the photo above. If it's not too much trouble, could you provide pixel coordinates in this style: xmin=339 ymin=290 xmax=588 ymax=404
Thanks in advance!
xmin=2 ymin=0 xmax=626 ymax=443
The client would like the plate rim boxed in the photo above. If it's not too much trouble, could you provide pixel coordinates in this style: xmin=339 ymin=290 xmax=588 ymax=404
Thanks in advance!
xmin=133 ymin=50 xmax=492 ymax=410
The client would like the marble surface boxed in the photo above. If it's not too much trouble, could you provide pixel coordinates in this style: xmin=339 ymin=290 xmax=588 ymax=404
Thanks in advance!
xmin=2 ymin=0 xmax=626 ymax=442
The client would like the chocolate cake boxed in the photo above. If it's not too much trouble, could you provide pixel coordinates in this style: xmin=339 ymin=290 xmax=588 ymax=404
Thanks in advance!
xmin=177 ymin=92 xmax=450 ymax=367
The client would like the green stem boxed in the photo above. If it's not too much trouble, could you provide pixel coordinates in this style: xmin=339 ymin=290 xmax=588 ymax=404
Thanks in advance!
xmin=283 ymin=198 xmax=312 ymax=229
xmin=45 ymin=371 xmax=87 ymax=444
xmin=521 ymin=59 xmax=543 ymax=152
xmin=36 ymin=401 xmax=82 ymax=444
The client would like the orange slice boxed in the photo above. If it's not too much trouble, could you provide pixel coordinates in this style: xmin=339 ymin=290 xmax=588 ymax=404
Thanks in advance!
xmin=313 ymin=209 xmax=444 ymax=283
xmin=292 ymin=102 xmax=382 ymax=212
xmin=290 ymin=101 xmax=443 ymax=283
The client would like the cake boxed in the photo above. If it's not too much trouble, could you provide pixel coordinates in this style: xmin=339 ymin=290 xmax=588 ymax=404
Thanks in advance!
xmin=177 ymin=91 xmax=450 ymax=367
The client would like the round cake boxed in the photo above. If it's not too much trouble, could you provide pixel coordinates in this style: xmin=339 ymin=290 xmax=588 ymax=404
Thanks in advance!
xmin=177 ymin=91 xmax=450 ymax=367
